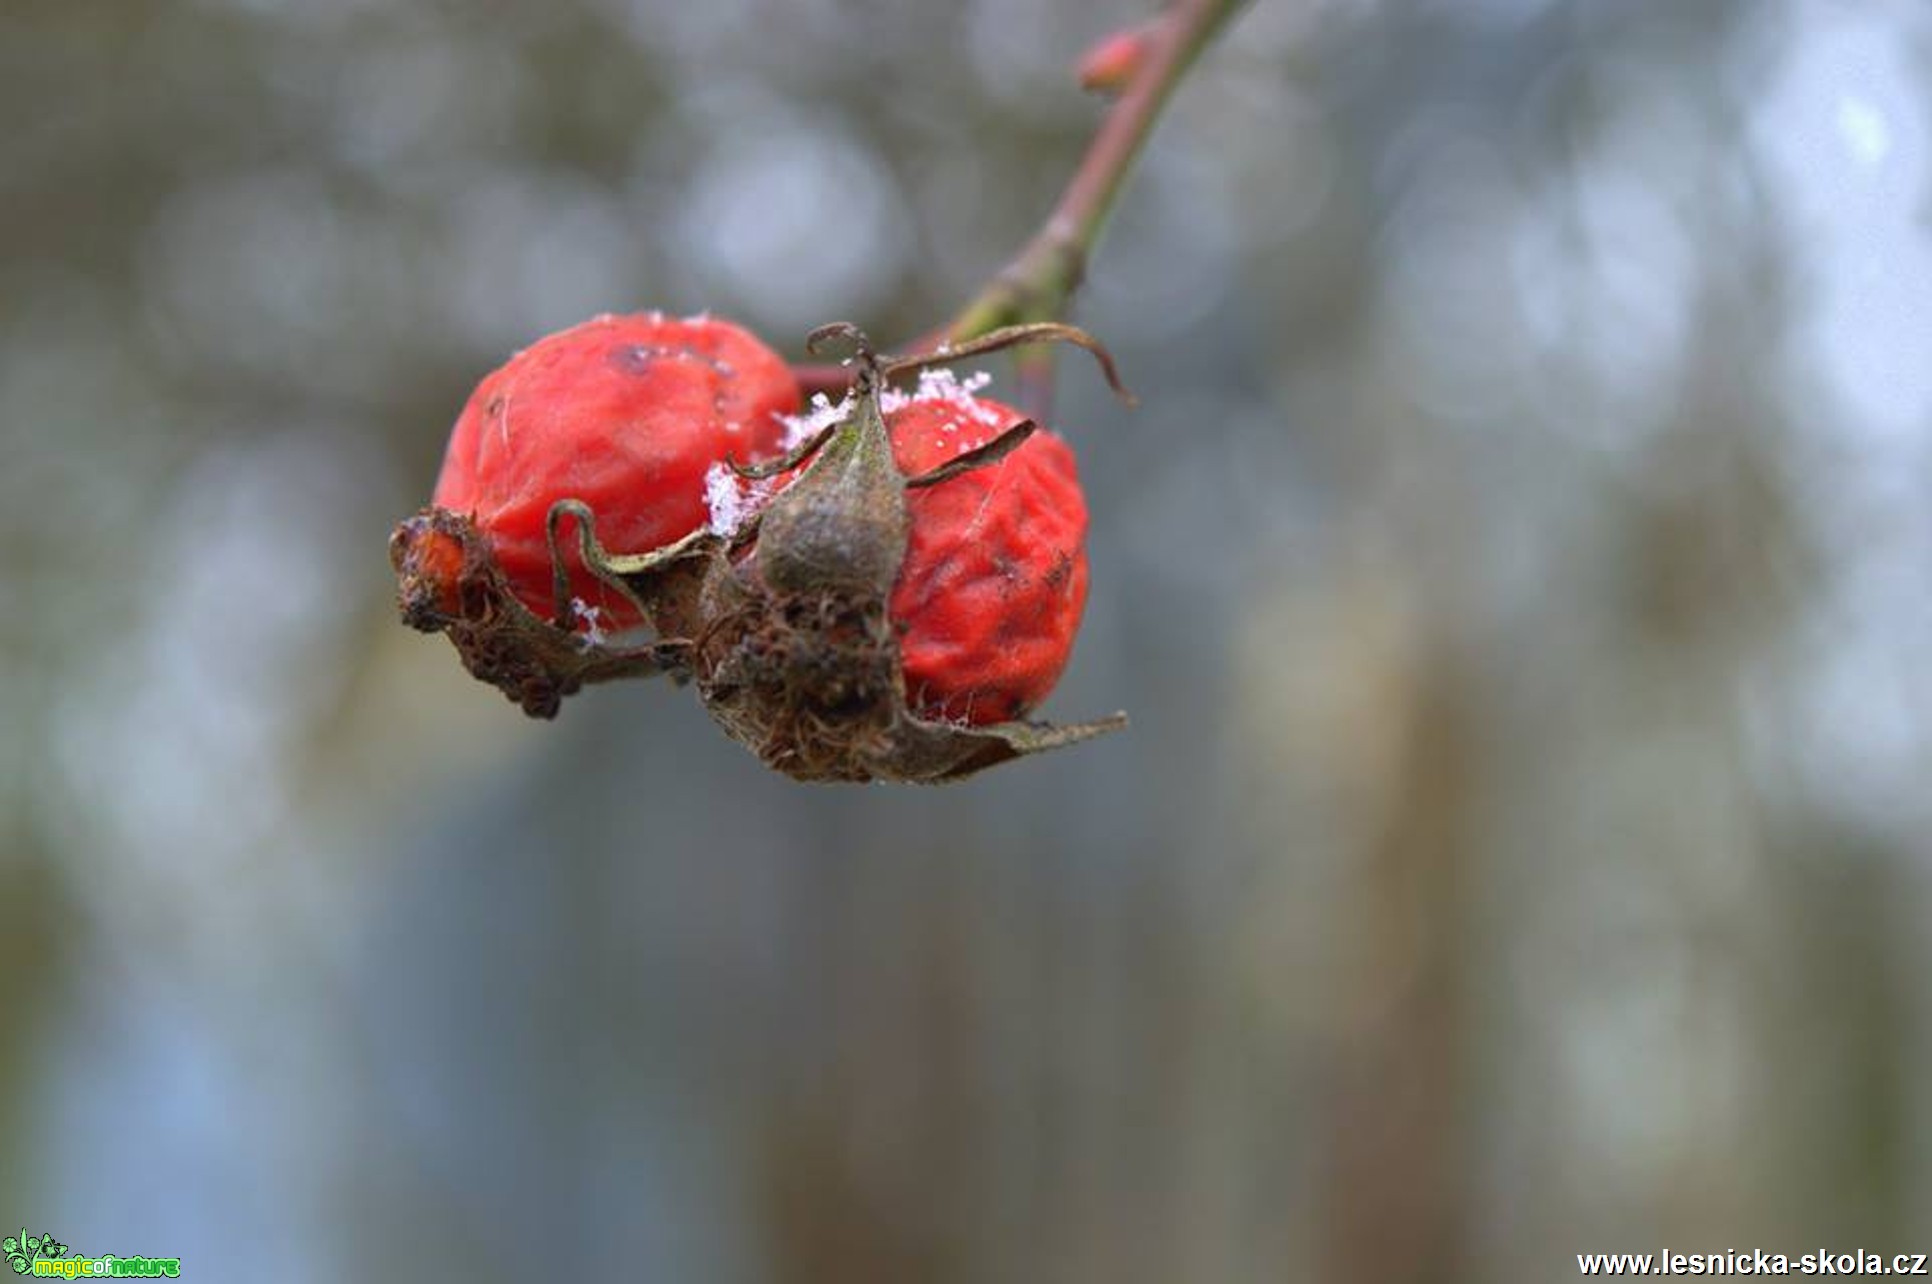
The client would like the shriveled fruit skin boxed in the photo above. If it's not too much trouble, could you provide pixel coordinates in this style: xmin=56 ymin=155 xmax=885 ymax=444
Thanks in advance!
xmin=432 ymin=313 xmax=799 ymax=627
xmin=884 ymin=396 xmax=1090 ymax=724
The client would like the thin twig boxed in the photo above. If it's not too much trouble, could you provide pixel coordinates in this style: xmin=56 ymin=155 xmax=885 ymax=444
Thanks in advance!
xmin=791 ymin=0 xmax=1250 ymax=402
xmin=946 ymin=0 xmax=1253 ymax=340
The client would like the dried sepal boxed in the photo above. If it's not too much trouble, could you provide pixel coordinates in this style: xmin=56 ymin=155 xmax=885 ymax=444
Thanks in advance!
xmin=887 ymin=321 xmax=1136 ymax=406
xmin=725 ymin=420 xmax=840 ymax=481
xmin=389 ymin=507 xmax=689 ymax=718
xmin=888 ymin=710 xmax=1131 ymax=782
xmin=904 ymin=418 xmax=1037 ymax=488
xmin=544 ymin=500 xmax=725 ymax=643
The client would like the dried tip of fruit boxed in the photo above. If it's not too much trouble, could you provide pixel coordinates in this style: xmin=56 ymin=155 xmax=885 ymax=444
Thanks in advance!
xmin=390 ymin=506 xmax=678 ymax=718
xmin=1076 ymin=24 xmax=1153 ymax=95
xmin=390 ymin=512 xmax=469 ymax=628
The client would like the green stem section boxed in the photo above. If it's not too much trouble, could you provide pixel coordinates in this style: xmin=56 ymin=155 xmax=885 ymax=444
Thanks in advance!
xmin=945 ymin=0 xmax=1252 ymax=341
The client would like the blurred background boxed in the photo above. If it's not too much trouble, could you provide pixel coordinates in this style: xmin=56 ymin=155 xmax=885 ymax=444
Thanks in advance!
xmin=5 ymin=0 xmax=1931 ymax=1279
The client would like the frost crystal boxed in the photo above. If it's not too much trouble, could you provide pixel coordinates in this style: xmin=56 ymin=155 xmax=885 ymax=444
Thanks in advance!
xmin=707 ymin=396 xmax=861 ymax=536
xmin=880 ymin=368 xmax=1004 ymax=428
xmin=704 ymin=459 xmax=777 ymax=536
xmin=569 ymin=598 xmax=607 ymax=648
xmin=716 ymin=369 xmax=1011 ymax=538
xmin=777 ymin=391 xmax=853 ymax=449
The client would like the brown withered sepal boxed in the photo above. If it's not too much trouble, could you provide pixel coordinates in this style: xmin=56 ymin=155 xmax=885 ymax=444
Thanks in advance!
xmin=389 ymin=508 xmax=691 ymax=718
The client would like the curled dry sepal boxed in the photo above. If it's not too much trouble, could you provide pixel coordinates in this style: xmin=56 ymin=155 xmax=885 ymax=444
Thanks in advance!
xmin=391 ymin=322 xmax=1134 ymax=783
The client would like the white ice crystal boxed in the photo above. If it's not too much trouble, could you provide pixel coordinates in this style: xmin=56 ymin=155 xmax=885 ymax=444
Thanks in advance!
xmin=704 ymin=368 xmax=1012 ymax=539
xmin=879 ymin=367 xmax=1004 ymax=428
xmin=703 ymin=459 xmax=778 ymax=537
xmin=777 ymin=391 xmax=853 ymax=449
xmin=569 ymin=598 xmax=607 ymax=648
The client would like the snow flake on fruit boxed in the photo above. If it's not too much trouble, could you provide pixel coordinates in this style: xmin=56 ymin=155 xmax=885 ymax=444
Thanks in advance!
xmin=880 ymin=367 xmax=1004 ymax=430
xmin=777 ymin=390 xmax=854 ymax=449
xmin=703 ymin=458 xmax=778 ymax=537
xmin=568 ymin=598 xmax=607 ymax=647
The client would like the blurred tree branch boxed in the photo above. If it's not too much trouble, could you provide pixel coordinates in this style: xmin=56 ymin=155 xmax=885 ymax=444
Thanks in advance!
xmin=796 ymin=0 xmax=1253 ymax=409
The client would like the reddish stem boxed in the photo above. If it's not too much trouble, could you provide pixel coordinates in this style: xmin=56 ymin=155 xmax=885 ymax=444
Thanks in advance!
xmin=793 ymin=364 xmax=856 ymax=400
xmin=947 ymin=0 xmax=1251 ymax=340
xmin=790 ymin=0 xmax=1249 ymax=403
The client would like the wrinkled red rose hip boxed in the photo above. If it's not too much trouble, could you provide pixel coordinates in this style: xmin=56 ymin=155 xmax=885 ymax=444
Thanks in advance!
xmin=431 ymin=312 xmax=799 ymax=628
xmin=883 ymin=395 xmax=1089 ymax=724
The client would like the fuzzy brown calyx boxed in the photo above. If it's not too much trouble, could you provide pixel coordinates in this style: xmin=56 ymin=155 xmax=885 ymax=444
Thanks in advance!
xmin=692 ymin=568 xmax=1126 ymax=783
xmin=748 ymin=324 xmax=911 ymax=597
xmin=676 ymin=322 xmax=1129 ymax=782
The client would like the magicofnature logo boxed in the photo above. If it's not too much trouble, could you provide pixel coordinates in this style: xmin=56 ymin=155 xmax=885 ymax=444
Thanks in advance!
xmin=3 ymin=1230 xmax=178 ymax=1278
xmin=3 ymin=1231 xmax=66 ymax=1275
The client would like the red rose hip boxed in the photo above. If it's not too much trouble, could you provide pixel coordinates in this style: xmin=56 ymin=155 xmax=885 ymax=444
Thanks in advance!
xmin=883 ymin=387 xmax=1090 ymax=724
xmin=431 ymin=312 xmax=799 ymax=628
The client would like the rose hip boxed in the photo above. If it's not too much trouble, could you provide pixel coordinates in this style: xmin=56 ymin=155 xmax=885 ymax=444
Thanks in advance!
xmin=883 ymin=390 xmax=1089 ymax=724
xmin=430 ymin=312 xmax=799 ymax=629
